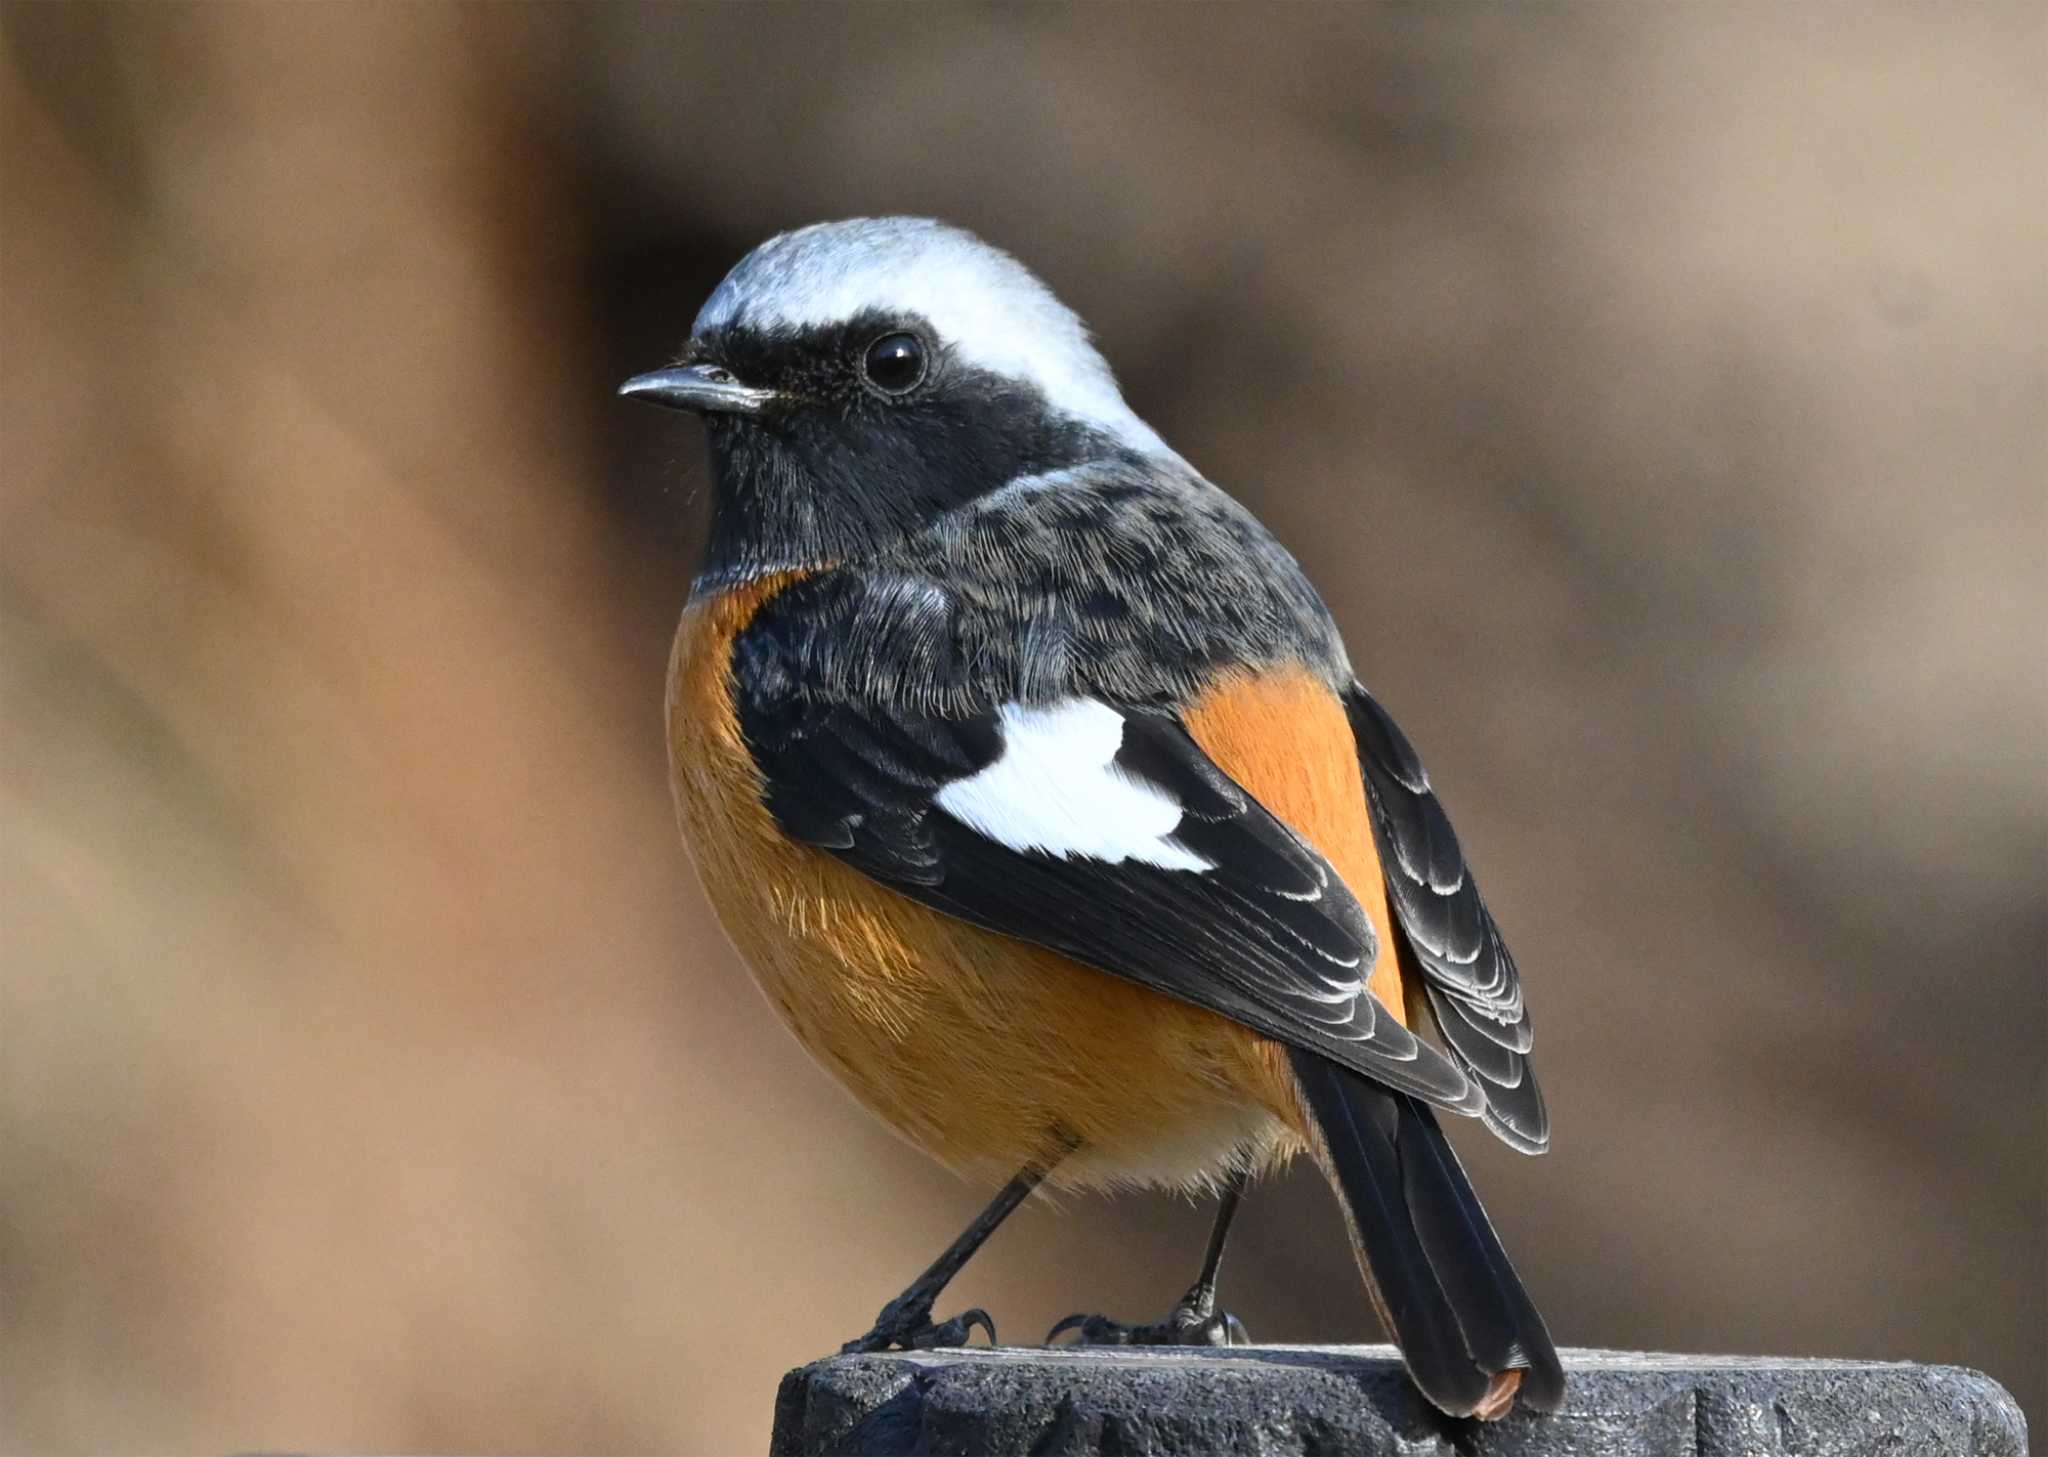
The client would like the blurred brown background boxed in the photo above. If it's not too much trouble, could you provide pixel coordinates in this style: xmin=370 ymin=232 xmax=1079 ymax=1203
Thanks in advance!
xmin=2 ymin=4 xmax=2042 ymax=1452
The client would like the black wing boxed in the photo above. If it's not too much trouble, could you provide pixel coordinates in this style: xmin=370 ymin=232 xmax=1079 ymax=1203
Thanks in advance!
xmin=1345 ymin=685 xmax=1549 ymax=1153
xmin=734 ymin=670 xmax=1482 ymax=1115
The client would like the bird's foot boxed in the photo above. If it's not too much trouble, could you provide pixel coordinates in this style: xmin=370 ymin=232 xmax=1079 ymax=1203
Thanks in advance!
xmin=841 ymin=1288 xmax=996 ymax=1354
xmin=1045 ymin=1281 xmax=1248 ymax=1348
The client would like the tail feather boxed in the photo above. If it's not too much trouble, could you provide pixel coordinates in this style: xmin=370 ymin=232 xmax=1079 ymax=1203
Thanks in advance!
xmin=1291 ymin=1048 xmax=1566 ymax=1417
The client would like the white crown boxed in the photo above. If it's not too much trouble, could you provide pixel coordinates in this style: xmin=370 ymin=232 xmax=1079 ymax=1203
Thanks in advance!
xmin=695 ymin=218 xmax=1168 ymax=456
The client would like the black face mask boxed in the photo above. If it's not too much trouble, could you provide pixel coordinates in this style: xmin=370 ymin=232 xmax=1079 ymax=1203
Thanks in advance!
xmin=690 ymin=313 xmax=1126 ymax=589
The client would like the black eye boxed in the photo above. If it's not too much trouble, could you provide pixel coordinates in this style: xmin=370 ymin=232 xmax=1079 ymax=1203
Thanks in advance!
xmin=862 ymin=332 xmax=927 ymax=394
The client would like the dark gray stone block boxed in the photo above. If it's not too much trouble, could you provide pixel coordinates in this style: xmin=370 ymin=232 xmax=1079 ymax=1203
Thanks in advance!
xmin=771 ymin=1346 xmax=2028 ymax=1457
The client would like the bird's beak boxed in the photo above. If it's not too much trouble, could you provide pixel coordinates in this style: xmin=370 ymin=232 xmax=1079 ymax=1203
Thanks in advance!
xmin=617 ymin=363 xmax=778 ymax=416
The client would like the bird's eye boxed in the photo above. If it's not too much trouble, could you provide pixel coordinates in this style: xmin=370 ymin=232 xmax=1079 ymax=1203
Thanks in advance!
xmin=862 ymin=332 xmax=927 ymax=395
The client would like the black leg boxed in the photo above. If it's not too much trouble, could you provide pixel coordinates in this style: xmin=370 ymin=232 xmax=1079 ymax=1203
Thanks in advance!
xmin=843 ymin=1142 xmax=1072 ymax=1353
xmin=1047 ymin=1163 xmax=1254 ymax=1347
xmin=1178 ymin=1160 xmax=1250 ymax=1318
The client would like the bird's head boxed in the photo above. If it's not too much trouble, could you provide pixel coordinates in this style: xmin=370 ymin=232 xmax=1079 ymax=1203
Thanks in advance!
xmin=622 ymin=217 xmax=1169 ymax=590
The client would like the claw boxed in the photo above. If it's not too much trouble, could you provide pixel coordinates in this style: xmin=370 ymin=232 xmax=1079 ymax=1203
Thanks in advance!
xmin=922 ymin=1307 xmax=996 ymax=1349
xmin=1045 ymin=1312 xmax=1093 ymax=1344
xmin=1046 ymin=1312 xmax=1135 ymax=1346
xmin=842 ymin=1300 xmax=997 ymax=1354
xmin=1044 ymin=1304 xmax=1249 ymax=1348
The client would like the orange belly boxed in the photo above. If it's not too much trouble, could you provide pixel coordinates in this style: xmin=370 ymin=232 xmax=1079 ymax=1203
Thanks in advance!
xmin=665 ymin=578 xmax=1403 ymax=1189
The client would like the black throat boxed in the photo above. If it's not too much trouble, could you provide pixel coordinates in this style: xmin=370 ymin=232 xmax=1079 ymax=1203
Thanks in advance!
xmin=688 ymin=318 xmax=1140 ymax=592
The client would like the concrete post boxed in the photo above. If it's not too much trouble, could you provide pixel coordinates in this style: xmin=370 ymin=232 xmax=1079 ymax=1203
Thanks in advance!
xmin=772 ymin=1346 xmax=2027 ymax=1456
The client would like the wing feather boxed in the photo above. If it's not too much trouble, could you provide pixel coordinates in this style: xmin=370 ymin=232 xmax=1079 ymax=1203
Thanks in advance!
xmin=1346 ymin=685 xmax=1549 ymax=1153
xmin=733 ymin=662 xmax=1481 ymax=1114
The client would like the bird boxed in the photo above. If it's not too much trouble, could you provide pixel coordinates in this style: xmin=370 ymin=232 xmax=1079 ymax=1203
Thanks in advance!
xmin=621 ymin=217 xmax=1564 ymax=1420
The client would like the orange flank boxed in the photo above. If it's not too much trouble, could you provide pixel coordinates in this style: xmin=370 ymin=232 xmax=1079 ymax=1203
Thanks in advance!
xmin=1181 ymin=666 xmax=1409 ymax=1030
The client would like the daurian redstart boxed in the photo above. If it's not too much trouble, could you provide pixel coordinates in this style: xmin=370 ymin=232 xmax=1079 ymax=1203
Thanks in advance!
xmin=623 ymin=218 xmax=1563 ymax=1419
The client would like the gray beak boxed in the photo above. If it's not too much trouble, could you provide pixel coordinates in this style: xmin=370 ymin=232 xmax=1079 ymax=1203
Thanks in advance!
xmin=617 ymin=363 xmax=778 ymax=416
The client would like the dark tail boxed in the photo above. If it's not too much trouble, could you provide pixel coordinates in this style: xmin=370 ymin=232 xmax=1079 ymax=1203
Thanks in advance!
xmin=1290 ymin=1048 xmax=1566 ymax=1418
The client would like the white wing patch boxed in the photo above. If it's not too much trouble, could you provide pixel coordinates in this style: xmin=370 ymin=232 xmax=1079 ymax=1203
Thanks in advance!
xmin=934 ymin=700 xmax=1212 ymax=873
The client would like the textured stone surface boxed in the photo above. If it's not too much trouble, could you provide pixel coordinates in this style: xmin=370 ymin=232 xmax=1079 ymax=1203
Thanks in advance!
xmin=771 ymin=1346 xmax=2028 ymax=1456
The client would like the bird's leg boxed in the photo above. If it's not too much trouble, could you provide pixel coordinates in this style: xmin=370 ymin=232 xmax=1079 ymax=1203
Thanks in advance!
xmin=842 ymin=1138 xmax=1074 ymax=1354
xmin=1047 ymin=1163 xmax=1253 ymax=1347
